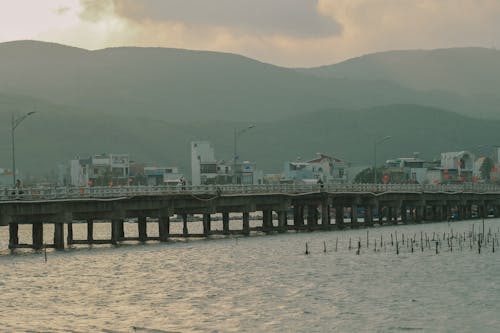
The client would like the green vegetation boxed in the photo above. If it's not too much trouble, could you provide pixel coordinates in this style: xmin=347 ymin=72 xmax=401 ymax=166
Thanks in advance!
xmin=1 ymin=41 xmax=499 ymax=176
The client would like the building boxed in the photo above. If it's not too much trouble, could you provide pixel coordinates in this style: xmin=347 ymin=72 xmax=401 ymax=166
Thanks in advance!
xmin=283 ymin=153 xmax=348 ymax=184
xmin=191 ymin=141 xmax=218 ymax=186
xmin=384 ymin=156 xmax=427 ymax=184
xmin=69 ymin=153 xmax=130 ymax=186
xmin=191 ymin=141 xmax=263 ymax=185
xmin=144 ymin=166 xmax=184 ymax=186
xmin=440 ymin=151 xmax=474 ymax=182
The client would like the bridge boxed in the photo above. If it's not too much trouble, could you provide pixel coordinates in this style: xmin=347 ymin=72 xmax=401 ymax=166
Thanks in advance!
xmin=1 ymin=183 xmax=500 ymax=251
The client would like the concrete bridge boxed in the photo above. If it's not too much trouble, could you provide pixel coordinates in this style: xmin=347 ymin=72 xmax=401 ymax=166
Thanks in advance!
xmin=1 ymin=183 xmax=500 ymax=251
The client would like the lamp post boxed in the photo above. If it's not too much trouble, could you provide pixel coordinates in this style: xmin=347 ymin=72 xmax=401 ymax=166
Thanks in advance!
xmin=233 ymin=124 xmax=255 ymax=184
xmin=11 ymin=112 xmax=36 ymax=187
xmin=373 ymin=135 xmax=391 ymax=184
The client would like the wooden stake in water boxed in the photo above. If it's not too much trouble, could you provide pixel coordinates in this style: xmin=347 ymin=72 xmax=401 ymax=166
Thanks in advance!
xmin=44 ymin=247 xmax=47 ymax=263
xmin=435 ymin=241 xmax=439 ymax=254
xmin=396 ymin=241 xmax=399 ymax=255
xmin=367 ymin=230 xmax=369 ymax=248
xmin=305 ymin=242 xmax=309 ymax=255
xmin=323 ymin=241 xmax=327 ymax=253
xmin=335 ymin=237 xmax=338 ymax=252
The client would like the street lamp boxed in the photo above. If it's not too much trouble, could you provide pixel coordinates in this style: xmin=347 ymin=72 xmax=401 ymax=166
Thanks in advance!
xmin=233 ymin=124 xmax=255 ymax=184
xmin=373 ymin=135 xmax=391 ymax=184
xmin=11 ymin=111 xmax=36 ymax=187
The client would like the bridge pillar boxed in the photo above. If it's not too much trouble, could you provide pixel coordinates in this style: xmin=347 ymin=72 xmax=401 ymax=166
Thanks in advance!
xmin=387 ymin=207 xmax=394 ymax=224
xmin=182 ymin=214 xmax=188 ymax=236
xmin=243 ymin=212 xmax=250 ymax=235
xmin=87 ymin=219 xmax=94 ymax=244
xmin=54 ymin=223 xmax=64 ymax=250
xmin=222 ymin=212 xmax=230 ymax=235
xmin=480 ymin=204 xmax=488 ymax=219
xmin=203 ymin=213 xmax=211 ymax=237
xmin=67 ymin=222 xmax=73 ymax=246
xmin=415 ymin=206 xmax=424 ymax=223
xmin=32 ymin=223 xmax=43 ymax=250
xmin=364 ymin=205 xmax=373 ymax=226
xmin=138 ymin=216 xmax=147 ymax=242
xmin=335 ymin=205 xmax=344 ymax=229
xmin=8 ymin=223 xmax=19 ymax=249
xmin=277 ymin=210 xmax=287 ymax=233
xmin=262 ymin=210 xmax=273 ymax=232
xmin=307 ymin=205 xmax=318 ymax=230
xmin=495 ymin=205 xmax=500 ymax=218
xmin=378 ymin=206 xmax=384 ymax=224
xmin=158 ymin=214 xmax=170 ymax=242
xmin=322 ymin=201 xmax=331 ymax=228
xmin=350 ymin=205 xmax=358 ymax=228
xmin=293 ymin=204 xmax=304 ymax=230
xmin=111 ymin=219 xmax=122 ymax=245
xmin=400 ymin=205 xmax=407 ymax=224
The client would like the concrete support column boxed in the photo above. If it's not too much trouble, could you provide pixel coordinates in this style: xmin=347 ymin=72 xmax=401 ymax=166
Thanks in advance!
xmin=335 ymin=205 xmax=344 ymax=229
xmin=32 ymin=223 xmax=43 ymax=250
xmin=87 ymin=219 xmax=94 ymax=244
xmin=262 ymin=210 xmax=273 ymax=232
xmin=8 ymin=223 xmax=19 ymax=249
xmin=322 ymin=201 xmax=331 ymax=228
xmin=466 ymin=205 xmax=472 ymax=219
xmin=364 ymin=206 xmax=373 ymax=226
xmin=307 ymin=205 xmax=318 ymax=229
xmin=293 ymin=204 xmax=304 ymax=229
xmin=138 ymin=216 xmax=147 ymax=242
xmin=242 ymin=212 xmax=250 ymax=235
xmin=111 ymin=219 xmax=121 ymax=245
xmin=277 ymin=210 xmax=287 ymax=233
xmin=182 ymin=214 xmax=188 ymax=236
xmin=203 ymin=213 xmax=211 ymax=236
xmin=66 ymin=222 xmax=73 ymax=245
xmin=54 ymin=223 xmax=64 ymax=250
xmin=401 ymin=205 xmax=407 ymax=224
xmin=158 ymin=215 xmax=170 ymax=242
xmin=481 ymin=204 xmax=488 ymax=218
xmin=415 ymin=206 xmax=424 ymax=223
xmin=388 ymin=207 xmax=395 ymax=224
xmin=350 ymin=205 xmax=358 ymax=228
xmin=222 ymin=212 xmax=230 ymax=235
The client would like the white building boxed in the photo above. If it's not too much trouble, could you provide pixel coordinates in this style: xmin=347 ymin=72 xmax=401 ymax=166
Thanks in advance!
xmin=69 ymin=153 xmax=130 ymax=186
xmin=191 ymin=141 xmax=218 ymax=186
xmin=283 ymin=153 xmax=348 ymax=184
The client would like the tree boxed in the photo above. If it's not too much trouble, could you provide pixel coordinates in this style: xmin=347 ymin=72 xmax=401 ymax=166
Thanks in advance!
xmin=353 ymin=167 xmax=384 ymax=183
xmin=479 ymin=157 xmax=494 ymax=181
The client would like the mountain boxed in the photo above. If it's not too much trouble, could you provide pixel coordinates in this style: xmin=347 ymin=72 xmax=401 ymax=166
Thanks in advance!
xmin=1 ymin=40 xmax=498 ymax=122
xmin=1 ymin=41 xmax=500 ymax=177
xmin=1 ymin=95 xmax=498 ymax=177
xmin=300 ymin=47 xmax=500 ymax=114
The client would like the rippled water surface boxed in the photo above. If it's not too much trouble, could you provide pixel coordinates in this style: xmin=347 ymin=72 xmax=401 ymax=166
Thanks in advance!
xmin=0 ymin=219 xmax=499 ymax=332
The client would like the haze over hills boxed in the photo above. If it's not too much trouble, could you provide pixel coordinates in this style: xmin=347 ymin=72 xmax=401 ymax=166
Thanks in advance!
xmin=1 ymin=40 xmax=499 ymax=122
xmin=300 ymin=47 xmax=500 ymax=115
xmin=1 ymin=40 xmax=499 ymax=177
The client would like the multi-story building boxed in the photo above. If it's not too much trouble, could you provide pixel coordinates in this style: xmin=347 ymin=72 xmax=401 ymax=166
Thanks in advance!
xmin=384 ymin=156 xmax=427 ymax=183
xmin=283 ymin=153 xmax=348 ymax=184
xmin=69 ymin=153 xmax=130 ymax=186
xmin=144 ymin=166 xmax=184 ymax=186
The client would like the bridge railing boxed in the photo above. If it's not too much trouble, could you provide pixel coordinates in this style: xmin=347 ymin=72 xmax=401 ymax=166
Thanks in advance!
xmin=1 ymin=183 xmax=500 ymax=201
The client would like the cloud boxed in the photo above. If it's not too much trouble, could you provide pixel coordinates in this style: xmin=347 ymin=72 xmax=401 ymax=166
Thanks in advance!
xmin=6 ymin=0 xmax=499 ymax=67
xmin=81 ymin=0 xmax=341 ymax=38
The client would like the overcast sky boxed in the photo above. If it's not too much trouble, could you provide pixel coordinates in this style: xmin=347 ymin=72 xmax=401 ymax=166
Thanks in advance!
xmin=1 ymin=0 xmax=500 ymax=67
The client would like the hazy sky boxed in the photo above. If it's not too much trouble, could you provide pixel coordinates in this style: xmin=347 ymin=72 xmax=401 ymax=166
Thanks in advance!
xmin=1 ymin=0 xmax=500 ymax=67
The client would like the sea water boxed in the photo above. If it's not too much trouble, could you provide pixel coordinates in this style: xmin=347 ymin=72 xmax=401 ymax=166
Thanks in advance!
xmin=0 ymin=218 xmax=499 ymax=332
